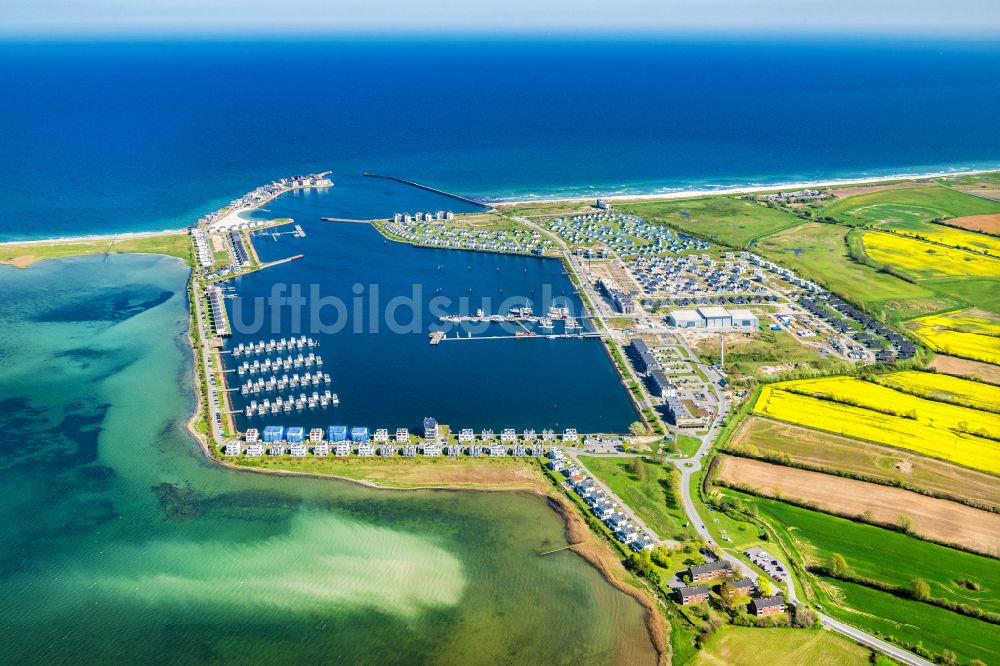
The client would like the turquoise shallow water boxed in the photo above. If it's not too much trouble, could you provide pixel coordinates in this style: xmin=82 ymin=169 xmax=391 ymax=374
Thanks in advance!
xmin=0 ymin=254 xmax=656 ymax=664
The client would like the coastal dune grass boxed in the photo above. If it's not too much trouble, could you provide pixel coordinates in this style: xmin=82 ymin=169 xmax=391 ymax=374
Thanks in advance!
xmin=233 ymin=454 xmax=549 ymax=490
xmin=0 ymin=232 xmax=192 ymax=268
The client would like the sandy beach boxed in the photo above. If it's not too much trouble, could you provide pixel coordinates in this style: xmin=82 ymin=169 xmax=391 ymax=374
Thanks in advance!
xmin=491 ymin=167 xmax=999 ymax=206
xmin=3 ymin=167 xmax=996 ymax=246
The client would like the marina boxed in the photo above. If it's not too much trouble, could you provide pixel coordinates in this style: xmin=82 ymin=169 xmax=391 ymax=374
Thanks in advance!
xmin=221 ymin=176 xmax=639 ymax=433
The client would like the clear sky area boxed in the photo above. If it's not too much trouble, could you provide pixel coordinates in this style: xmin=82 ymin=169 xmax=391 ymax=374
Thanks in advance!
xmin=2 ymin=0 xmax=999 ymax=38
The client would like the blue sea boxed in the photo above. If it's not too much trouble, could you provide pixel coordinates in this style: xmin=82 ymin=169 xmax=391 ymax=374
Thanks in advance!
xmin=1 ymin=37 xmax=999 ymax=240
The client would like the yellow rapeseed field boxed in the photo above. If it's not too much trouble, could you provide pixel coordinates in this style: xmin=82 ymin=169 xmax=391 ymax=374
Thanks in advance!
xmin=895 ymin=224 xmax=1000 ymax=256
xmin=753 ymin=377 xmax=1000 ymax=474
xmin=907 ymin=309 xmax=1000 ymax=365
xmin=862 ymin=232 xmax=1000 ymax=278
xmin=871 ymin=370 xmax=1000 ymax=413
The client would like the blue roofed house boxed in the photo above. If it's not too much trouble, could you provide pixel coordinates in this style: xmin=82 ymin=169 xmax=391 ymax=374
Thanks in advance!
xmin=350 ymin=427 xmax=370 ymax=443
xmin=262 ymin=425 xmax=285 ymax=442
xmin=328 ymin=425 xmax=348 ymax=442
xmin=285 ymin=427 xmax=305 ymax=443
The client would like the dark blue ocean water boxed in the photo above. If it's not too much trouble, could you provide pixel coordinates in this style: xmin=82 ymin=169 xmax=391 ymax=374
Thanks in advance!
xmin=1 ymin=38 xmax=999 ymax=240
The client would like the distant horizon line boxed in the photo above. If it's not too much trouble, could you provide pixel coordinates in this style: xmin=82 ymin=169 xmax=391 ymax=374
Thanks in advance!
xmin=2 ymin=29 xmax=1000 ymax=43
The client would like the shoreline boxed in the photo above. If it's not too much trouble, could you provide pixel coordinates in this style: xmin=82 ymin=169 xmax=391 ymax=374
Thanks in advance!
xmin=0 ymin=228 xmax=188 ymax=246
xmin=489 ymin=166 xmax=1000 ymax=206
xmin=4 ymin=166 xmax=997 ymax=246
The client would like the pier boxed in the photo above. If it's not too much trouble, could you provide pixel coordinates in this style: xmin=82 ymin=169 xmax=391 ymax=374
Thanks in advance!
xmin=363 ymin=172 xmax=493 ymax=210
xmin=320 ymin=217 xmax=373 ymax=224
xmin=434 ymin=332 xmax=603 ymax=343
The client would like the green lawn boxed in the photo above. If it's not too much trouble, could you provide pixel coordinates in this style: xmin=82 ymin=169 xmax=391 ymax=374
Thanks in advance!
xmin=617 ymin=196 xmax=805 ymax=248
xmin=579 ymin=455 xmax=693 ymax=541
xmin=728 ymin=491 xmax=1000 ymax=615
xmin=755 ymin=223 xmax=960 ymax=320
xmin=0 ymin=232 xmax=193 ymax=267
xmin=821 ymin=185 xmax=1000 ymax=228
xmin=675 ymin=435 xmax=701 ymax=458
xmin=693 ymin=626 xmax=873 ymax=666
xmin=696 ymin=476 xmax=766 ymax=552
xmin=821 ymin=578 xmax=1000 ymax=666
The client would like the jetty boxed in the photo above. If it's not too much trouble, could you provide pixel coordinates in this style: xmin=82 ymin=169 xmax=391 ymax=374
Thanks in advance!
xmin=320 ymin=217 xmax=373 ymax=224
xmin=363 ymin=172 xmax=492 ymax=210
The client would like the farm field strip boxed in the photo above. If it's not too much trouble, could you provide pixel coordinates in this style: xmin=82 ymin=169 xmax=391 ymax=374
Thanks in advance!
xmin=928 ymin=355 xmax=1000 ymax=385
xmin=728 ymin=416 xmax=1000 ymax=510
xmin=722 ymin=490 xmax=1000 ymax=615
xmin=862 ymin=231 xmax=1000 ymax=279
xmin=761 ymin=375 xmax=999 ymax=435
xmin=907 ymin=309 xmax=1000 ymax=365
xmin=870 ymin=370 xmax=1000 ymax=413
xmin=822 ymin=578 xmax=1000 ymax=666
xmin=942 ymin=213 xmax=1000 ymax=235
xmin=716 ymin=456 xmax=1000 ymax=555
xmin=752 ymin=382 xmax=1000 ymax=474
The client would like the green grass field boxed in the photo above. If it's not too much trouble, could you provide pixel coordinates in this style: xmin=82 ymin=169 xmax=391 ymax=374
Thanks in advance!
xmin=754 ymin=223 xmax=958 ymax=320
xmin=675 ymin=434 xmax=701 ymax=457
xmin=693 ymin=626 xmax=873 ymax=666
xmin=233 ymin=454 xmax=544 ymax=490
xmin=579 ymin=455 xmax=693 ymax=541
xmin=727 ymin=491 xmax=1000 ymax=615
xmin=0 ymin=232 xmax=193 ymax=267
xmin=923 ymin=277 xmax=1000 ymax=314
xmin=821 ymin=578 xmax=1000 ymax=665
xmin=938 ymin=172 xmax=1000 ymax=187
xmin=617 ymin=196 xmax=805 ymax=247
xmin=821 ymin=185 xmax=1000 ymax=228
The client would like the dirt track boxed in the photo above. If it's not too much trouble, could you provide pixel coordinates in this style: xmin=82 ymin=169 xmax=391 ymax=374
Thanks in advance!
xmin=717 ymin=455 xmax=1000 ymax=556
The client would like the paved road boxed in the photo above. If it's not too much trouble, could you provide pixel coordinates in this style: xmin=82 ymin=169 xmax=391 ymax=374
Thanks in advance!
xmin=565 ymin=448 xmax=680 ymax=549
xmin=662 ymin=339 xmax=940 ymax=665
xmin=191 ymin=279 xmax=224 ymax=445
xmin=820 ymin=615 xmax=933 ymax=666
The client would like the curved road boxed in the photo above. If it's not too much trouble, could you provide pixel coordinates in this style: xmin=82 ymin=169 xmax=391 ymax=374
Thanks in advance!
xmin=665 ymin=349 xmax=932 ymax=666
